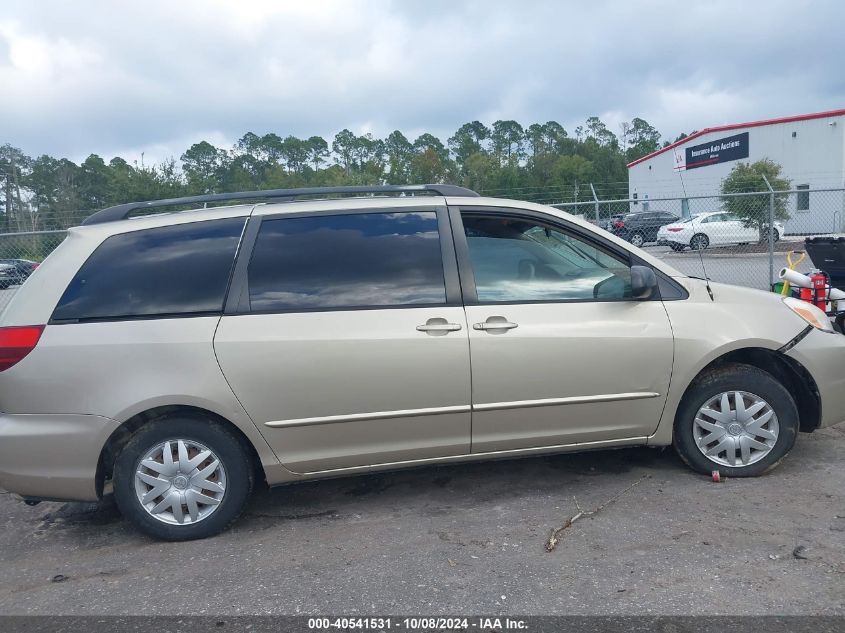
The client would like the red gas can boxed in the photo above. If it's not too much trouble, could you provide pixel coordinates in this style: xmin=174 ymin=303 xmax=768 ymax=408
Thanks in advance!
xmin=810 ymin=271 xmax=828 ymax=311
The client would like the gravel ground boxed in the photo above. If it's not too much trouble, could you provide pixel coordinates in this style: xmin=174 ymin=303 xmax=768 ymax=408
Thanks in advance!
xmin=0 ymin=424 xmax=843 ymax=616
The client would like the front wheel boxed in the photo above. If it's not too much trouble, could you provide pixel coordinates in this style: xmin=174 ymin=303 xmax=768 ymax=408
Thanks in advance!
xmin=629 ymin=232 xmax=645 ymax=248
xmin=113 ymin=415 xmax=254 ymax=540
xmin=673 ymin=364 xmax=798 ymax=477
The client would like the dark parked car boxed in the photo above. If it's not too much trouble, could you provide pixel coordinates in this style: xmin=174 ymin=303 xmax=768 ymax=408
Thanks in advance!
xmin=0 ymin=259 xmax=39 ymax=289
xmin=609 ymin=211 xmax=680 ymax=247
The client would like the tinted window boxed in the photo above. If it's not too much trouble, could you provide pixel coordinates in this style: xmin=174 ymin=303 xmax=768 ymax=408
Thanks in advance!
xmin=248 ymin=212 xmax=446 ymax=311
xmin=53 ymin=218 xmax=245 ymax=321
xmin=462 ymin=214 xmax=631 ymax=302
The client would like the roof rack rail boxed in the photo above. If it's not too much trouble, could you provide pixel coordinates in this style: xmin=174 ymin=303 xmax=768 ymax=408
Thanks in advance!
xmin=80 ymin=184 xmax=479 ymax=226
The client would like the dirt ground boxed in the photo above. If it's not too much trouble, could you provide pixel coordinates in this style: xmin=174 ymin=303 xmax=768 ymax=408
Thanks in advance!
xmin=0 ymin=425 xmax=843 ymax=615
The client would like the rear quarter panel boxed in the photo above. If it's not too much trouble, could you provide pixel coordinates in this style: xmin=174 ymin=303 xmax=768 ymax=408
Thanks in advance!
xmin=0 ymin=318 xmax=286 ymax=480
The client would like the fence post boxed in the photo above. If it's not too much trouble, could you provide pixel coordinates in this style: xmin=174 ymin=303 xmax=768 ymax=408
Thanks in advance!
xmin=589 ymin=183 xmax=599 ymax=224
xmin=762 ymin=175 xmax=775 ymax=290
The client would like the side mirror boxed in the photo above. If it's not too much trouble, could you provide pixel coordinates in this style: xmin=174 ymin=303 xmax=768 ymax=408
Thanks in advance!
xmin=630 ymin=265 xmax=658 ymax=300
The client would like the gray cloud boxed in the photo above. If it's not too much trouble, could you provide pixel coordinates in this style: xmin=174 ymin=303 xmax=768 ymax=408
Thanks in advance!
xmin=1 ymin=0 xmax=843 ymax=164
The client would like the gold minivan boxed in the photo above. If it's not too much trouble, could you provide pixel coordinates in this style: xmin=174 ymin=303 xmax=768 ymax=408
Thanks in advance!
xmin=0 ymin=184 xmax=842 ymax=540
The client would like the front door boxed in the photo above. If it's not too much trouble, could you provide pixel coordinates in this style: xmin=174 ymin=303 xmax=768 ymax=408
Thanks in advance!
xmin=214 ymin=207 xmax=471 ymax=473
xmin=453 ymin=208 xmax=674 ymax=453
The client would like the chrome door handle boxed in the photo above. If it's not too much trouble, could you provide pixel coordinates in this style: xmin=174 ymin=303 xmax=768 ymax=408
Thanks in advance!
xmin=416 ymin=318 xmax=462 ymax=335
xmin=473 ymin=317 xmax=518 ymax=331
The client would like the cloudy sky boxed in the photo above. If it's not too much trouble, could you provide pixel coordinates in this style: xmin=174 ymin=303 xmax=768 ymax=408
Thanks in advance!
xmin=2 ymin=0 xmax=844 ymax=164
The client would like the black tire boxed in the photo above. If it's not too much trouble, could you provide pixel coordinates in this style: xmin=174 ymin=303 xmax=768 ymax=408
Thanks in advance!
xmin=673 ymin=363 xmax=799 ymax=477
xmin=629 ymin=232 xmax=645 ymax=248
xmin=774 ymin=230 xmax=781 ymax=242
xmin=113 ymin=415 xmax=253 ymax=541
xmin=690 ymin=233 xmax=709 ymax=250
xmin=669 ymin=243 xmax=684 ymax=252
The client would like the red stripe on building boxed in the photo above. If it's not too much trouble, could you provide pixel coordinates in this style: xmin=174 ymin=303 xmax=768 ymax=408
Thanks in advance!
xmin=627 ymin=108 xmax=845 ymax=168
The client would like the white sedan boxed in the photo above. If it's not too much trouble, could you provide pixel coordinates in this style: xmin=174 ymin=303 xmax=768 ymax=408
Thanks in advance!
xmin=657 ymin=211 xmax=784 ymax=251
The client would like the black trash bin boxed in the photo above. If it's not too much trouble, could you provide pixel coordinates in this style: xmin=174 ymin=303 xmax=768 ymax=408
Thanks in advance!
xmin=805 ymin=236 xmax=845 ymax=289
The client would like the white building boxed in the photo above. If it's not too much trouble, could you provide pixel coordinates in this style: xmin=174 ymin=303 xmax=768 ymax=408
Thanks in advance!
xmin=627 ymin=108 xmax=845 ymax=234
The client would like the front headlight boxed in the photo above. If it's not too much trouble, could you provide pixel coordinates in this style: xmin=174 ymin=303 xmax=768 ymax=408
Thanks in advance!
xmin=783 ymin=296 xmax=835 ymax=332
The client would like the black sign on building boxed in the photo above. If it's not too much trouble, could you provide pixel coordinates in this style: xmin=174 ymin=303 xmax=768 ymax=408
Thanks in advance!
xmin=684 ymin=131 xmax=749 ymax=170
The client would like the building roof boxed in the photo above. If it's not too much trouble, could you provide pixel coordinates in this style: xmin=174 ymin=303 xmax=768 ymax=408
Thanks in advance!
xmin=627 ymin=107 xmax=845 ymax=168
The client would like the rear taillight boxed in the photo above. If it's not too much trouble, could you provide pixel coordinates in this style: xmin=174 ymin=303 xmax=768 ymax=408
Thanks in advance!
xmin=31 ymin=263 xmax=40 ymax=270
xmin=0 ymin=325 xmax=45 ymax=372
xmin=614 ymin=221 xmax=625 ymax=228
xmin=667 ymin=227 xmax=683 ymax=232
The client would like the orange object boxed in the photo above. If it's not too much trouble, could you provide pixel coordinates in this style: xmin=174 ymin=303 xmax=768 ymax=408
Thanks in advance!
xmin=810 ymin=271 xmax=827 ymax=311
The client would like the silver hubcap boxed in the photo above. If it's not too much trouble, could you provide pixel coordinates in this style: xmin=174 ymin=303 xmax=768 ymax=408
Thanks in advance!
xmin=631 ymin=234 xmax=644 ymax=247
xmin=134 ymin=439 xmax=226 ymax=525
xmin=693 ymin=391 xmax=779 ymax=467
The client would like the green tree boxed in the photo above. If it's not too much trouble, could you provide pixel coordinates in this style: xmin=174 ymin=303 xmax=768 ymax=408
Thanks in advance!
xmin=235 ymin=132 xmax=263 ymax=158
xmin=259 ymin=133 xmax=285 ymax=165
xmin=625 ymin=118 xmax=661 ymax=162
xmin=409 ymin=148 xmax=448 ymax=184
xmin=721 ymin=159 xmax=790 ymax=236
xmin=525 ymin=123 xmax=547 ymax=158
xmin=448 ymin=121 xmax=490 ymax=168
xmin=554 ymin=155 xmax=594 ymax=192
xmin=2 ymin=115 xmax=682 ymax=230
xmin=412 ymin=133 xmax=449 ymax=163
xmin=542 ymin=121 xmax=568 ymax=154
xmin=331 ymin=129 xmax=357 ymax=176
xmin=462 ymin=151 xmax=497 ymax=191
xmin=77 ymin=154 xmax=113 ymax=209
xmin=1 ymin=144 xmax=32 ymax=231
xmin=491 ymin=120 xmax=524 ymax=164
xmin=385 ymin=131 xmax=413 ymax=184
xmin=585 ymin=116 xmax=617 ymax=148
xmin=181 ymin=141 xmax=227 ymax=193
xmin=306 ymin=136 xmax=329 ymax=172
xmin=25 ymin=155 xmax=81 ymax=229
xmin=281 ymin=136 xmax=309 ymax=174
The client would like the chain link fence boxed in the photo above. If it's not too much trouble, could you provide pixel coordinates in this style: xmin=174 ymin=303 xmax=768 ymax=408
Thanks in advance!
xmin=0 ymin=186 xmax=843 ymax=313
xmin=0 ymin=230 xmax=67 ymax=312
xmin=552 ymin=187 xmax=845 ymax=291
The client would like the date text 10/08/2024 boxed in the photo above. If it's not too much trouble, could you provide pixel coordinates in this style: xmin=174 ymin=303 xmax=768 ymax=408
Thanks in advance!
xmin=307 ymin=617 xmax=529 ymax=630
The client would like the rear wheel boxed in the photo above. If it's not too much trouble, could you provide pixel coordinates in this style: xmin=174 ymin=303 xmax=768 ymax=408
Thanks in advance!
xmin=113 ymin=415 xmax=253 ymax=540
xmin=690 ymin=233 xmax=709 ymax=250
xmin=629 ymin=232 xmax=645 ymax=248
xmin=673 ymin=364 xmax=798 ymax=477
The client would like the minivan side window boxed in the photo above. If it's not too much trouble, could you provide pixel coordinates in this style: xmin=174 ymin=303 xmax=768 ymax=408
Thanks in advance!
xmin=247 ymin=211 xmax=446 ymax=311
xmin=52 ymin=218 xmax=246 ymax=322
xmin=461 ymin=213 xmax=632 ymax=302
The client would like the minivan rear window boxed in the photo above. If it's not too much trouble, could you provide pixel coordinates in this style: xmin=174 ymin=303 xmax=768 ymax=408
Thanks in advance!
xmin=52 ymin=218 xmax=245 ymax=322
